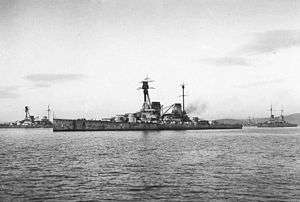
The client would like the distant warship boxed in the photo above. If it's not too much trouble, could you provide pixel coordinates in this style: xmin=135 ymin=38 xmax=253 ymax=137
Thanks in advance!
xmin=53 ymin=77 xmax=242 ymax=131
xmin=243 ymin=116 xmax=257 ymax=127
xmin=257 ymin=106 xmax=297 ymax=128
xmin=0 ymin=106 xmax=53 ymax=128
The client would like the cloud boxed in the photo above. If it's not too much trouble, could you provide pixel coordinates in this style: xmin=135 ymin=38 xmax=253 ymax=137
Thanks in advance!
xmin=202 ymin=57 xmax=250 ymax=66
xmin=33 ymin=83 xmax=52 ymax=88
xmin=25 ymin=73 xmax=85 ymax=82
xmin=24 ymin=73 xmax=86 ymax=87
xmin=203 ymin=30 xmax=300 ymax=67
xmin=239 ymin=29 xmax=300 ymax=54
xmin=0 ymin=86 xmax=20 ymax=99
xmin=236 ymin=78 xmax=285 ymax=88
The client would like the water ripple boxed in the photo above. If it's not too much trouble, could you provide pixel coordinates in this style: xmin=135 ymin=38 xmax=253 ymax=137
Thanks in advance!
xmin=0 ymin=128 xmax=299 ymax=201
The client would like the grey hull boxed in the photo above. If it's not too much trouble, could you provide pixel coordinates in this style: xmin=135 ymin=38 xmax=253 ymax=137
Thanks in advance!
xmin=53 ymin=118 xmax=242 ymax=132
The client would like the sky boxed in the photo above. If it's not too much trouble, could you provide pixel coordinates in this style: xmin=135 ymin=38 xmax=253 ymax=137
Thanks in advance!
xmin=0 ymin=0 xmax=300 ymax=122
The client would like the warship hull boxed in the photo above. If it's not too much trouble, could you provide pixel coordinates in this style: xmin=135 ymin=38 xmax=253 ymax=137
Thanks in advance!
xmin=53 ymin=118 xmax=242 ymax=132
xmin=257 ymin=123 xmax=297 ymax=127
xmin=0 ymin=125 xmax=52 ymax=129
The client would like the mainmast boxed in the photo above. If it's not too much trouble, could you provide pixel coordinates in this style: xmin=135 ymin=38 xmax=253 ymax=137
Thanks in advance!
xmin=181 ymin=83 xmax=185 ymax=113
xmin=47 ymin=105 xmax=51 ymax=120
xmin=280 ymin=107 xmax=284 ymax=120
xmin=270 ymin=104 xmax=273 ymax=118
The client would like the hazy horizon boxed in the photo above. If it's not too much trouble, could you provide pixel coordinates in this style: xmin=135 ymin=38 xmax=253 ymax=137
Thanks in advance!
xmin=1 ymin=0 xmax=300 ymax=122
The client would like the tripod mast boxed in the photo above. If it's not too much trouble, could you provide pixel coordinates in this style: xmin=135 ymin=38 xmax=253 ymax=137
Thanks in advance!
xmin=137 ymin=77 xmax=154 ymax=111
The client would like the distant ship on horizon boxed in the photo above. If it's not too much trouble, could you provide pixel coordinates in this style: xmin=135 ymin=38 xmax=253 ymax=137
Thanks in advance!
xmin=0 ymin=106 xmax=53 ymax=128
xmin=257 ymin=105 xmax=297 ymax=128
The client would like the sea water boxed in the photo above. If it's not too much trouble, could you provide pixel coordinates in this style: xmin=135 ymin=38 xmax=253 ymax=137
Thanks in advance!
xmin=0 ymin=127 xmax=299 ymax=201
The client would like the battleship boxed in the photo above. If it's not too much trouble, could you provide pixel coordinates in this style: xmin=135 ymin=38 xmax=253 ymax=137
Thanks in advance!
xmin=53 ymin=78 xmax=242 ymax=132
xmin=257 ymin=106 xmax=297 ymax=128
xmin=0 ymin=106 xmax=53 ymax=128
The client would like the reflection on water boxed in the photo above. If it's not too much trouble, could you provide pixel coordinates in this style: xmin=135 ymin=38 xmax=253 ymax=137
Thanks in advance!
xmin=0 ymin=127 xmax=299 ymax=201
